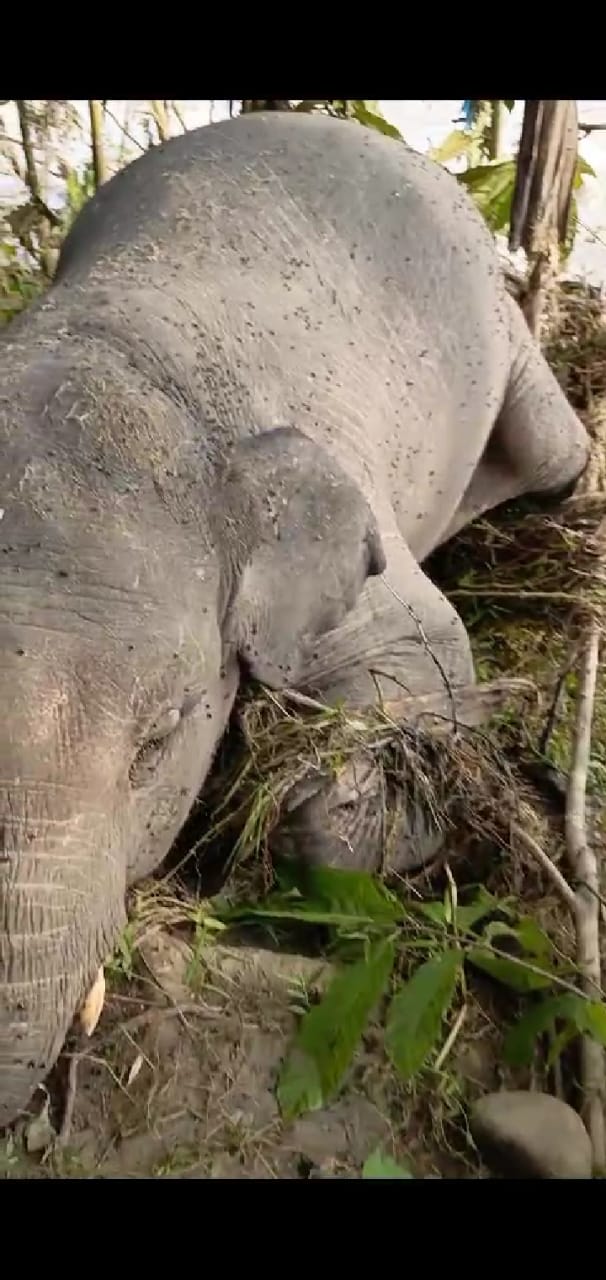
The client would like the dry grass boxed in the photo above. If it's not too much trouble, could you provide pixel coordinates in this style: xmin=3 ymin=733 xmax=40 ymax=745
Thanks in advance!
xmin=188 ymin=685 xmax=536 ymax=895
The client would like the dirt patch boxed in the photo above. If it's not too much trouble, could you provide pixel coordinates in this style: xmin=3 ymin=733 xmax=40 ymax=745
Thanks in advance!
xmin=3 ymin=904 xmax=580 ymax=1181
xmin=3 ymin=933 xmax=404 ymax=1180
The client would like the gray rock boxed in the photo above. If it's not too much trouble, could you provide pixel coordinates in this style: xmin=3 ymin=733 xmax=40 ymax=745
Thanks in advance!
xmin=470 ymin=1090 xmax=593 ymax=1179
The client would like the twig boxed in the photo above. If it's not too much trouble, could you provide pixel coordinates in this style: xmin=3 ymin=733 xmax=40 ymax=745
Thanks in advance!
xmin=487 ymin=945 xmax=601 ymax=1001
xmin=103 ymin=105 xmax=146 ymax=154
xmin=435 ymin=1004 xmax=468 ymax=1071
xmin=88 ymin=100 xmax=108 ymax=188
xmin=579 ymin=123 xmax=606 ymax=135
xmin=383 ymin=579 xmax=458 ymax=732
xmin=565 ymin=619 xmax=605 ymax=1171
xmin=538 ymin=644 xmax=579 ymax=756
xmin=279 ymin=675 xmax=534 ymax=728
xmin=14 ymin=100 xmax=61 ymax=230
xmin=279 ymin=687 xmax=332 ymax=714
xmin=511 ymin=822 xmax=578 ymax=913
xmin=150 ymin=100 xmax=170 ymax=143
xmin=171 ymin=101 xmax=188 ymax=134
xmin=447 ymin=588 xmax=584 ymax=603
xmin=56 ymin=1052 xmax=80 ymax=1147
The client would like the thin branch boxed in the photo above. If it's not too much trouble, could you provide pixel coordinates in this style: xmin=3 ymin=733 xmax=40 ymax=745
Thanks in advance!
xmin=171 ymin=101 xmax=187 ymax=133
xmin=88 ymin=100 xmax=108 ymax=188
xmin=103 ymin=105 xmax=146 ymax=154
xmin=486 ymin=100 xmax=503 ymax=161
xmin=579 ymin=122 xmax=606 ymax=134
xmin=447 ymin=588 xmax=584 ymax=603
xmin=14 ymin=100 xmax=61 ymax=229
xmin=278 ymin=676 xmax=534 ymax=730
xmin=15 ymin=100 xmax=43 ymax=201
xmin=0 ymin=133 xmax=25 ymax=148
xmin=150 ymin=100 xmax=170 ymax=143
xmin=538 ymin=644 xmax=579 ymax=756
xmin=383 ymin=579 xmax=458 ymax=732
xmin=435 ymin=1004 xmax=468 ymax=1071
xmin=487 ymin=944 xmax=600 ymax=1001
xmin=511 ymin=822 xmax=577 ymax=913
xmin=56 ymin=1052 xmax=80 ymax=1147
xmin=565 ymin=619 xmax=605 ymax=1171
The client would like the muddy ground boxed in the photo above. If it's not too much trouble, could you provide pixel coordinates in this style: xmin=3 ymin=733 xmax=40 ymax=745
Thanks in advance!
xmin=0 ymin=922 xmax=534 ymax=1180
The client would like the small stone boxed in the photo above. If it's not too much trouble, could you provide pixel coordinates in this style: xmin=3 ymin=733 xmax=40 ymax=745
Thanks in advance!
xmin=470 ymin=1090 xmax=593 ymax=1179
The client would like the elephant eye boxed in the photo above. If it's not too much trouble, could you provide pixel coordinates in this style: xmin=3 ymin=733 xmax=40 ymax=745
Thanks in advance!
xmin=129 ymin=707 xmax=182 ymax=787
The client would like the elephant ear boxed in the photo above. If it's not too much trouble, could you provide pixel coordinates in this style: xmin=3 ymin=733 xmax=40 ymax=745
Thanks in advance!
xmin=222 ymin=427 xmax=386 ymax=688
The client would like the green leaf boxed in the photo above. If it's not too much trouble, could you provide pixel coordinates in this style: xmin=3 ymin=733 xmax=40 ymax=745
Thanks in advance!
xmin=585 ymin=1000 xmax=606 ymax=1045
xmin=504 ymin=993 xmax=606 ymax=1067
xmin=467 ymin=946 xmax=555 ymax=992
xmin=362 ymin=1148 xmax=414 ymax=1179
xmin=277 ymin=936 xmax=397 ymax=1120
xmin=430 ymin=129 xmax=477 ymax=165
xmin=455 ymin=887 xmax=514 ymax=934
xmin=467 ymin=914 xmax=557 ymax=992
xmin=385 ymin=949 xmax=463 ymax=1082
xmin=350 ymin=103 xmax=403 ymax=141
xmin=546 ymin=1022 xmax=579 ymax=1067
xmin=458 ymin=160 xmax=516 ymax=233
xmin=285 ymin=863 xmax=403 ymax=918
xmin=413 ymin=900 xmax=447 ymax=925
xmin=513 ymin=917 xmax=555 ymax=961
xmin=574 ymin=154 xmax=597 ymax=187
xmin=503 ymin=100 xmax=515 ymax=112
xmin=226 ymin=864 xmax=404 ymax=931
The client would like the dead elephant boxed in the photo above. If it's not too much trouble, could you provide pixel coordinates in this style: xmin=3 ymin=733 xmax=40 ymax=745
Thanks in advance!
xmin=0 ymin=111 xmax=589 ymax=1127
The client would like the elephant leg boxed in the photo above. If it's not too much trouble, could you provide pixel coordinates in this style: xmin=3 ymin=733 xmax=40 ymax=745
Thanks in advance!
xmin=271 ymin=533 xmax=475 ymax=875
xmin=496 ymin=297 xmax=590 ymax=497
xmin=440 ymin=298 xmax=590 ymax=545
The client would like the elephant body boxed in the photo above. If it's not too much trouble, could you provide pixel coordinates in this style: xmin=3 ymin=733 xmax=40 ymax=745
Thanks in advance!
xmin=0 ymin=111 xmax=589 ymax=1126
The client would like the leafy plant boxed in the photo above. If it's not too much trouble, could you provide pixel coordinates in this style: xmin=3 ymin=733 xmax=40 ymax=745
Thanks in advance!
xmin=431 ymin=102 xmax=596 ymax=255
xmin=0 ymin=239 xmax=44 ymax=325
xmin=214 ymin=864 xmax=606 ymax=1121
xmin=362 ymin=1148 xmax=414 ymax=1178
xmin=61 ymin=162 xmax=96 ymax=227
xmin=385 ymin=948 xmax=463 ymax=1082
xmin=294 ymin=99 xmax=403 ymax=141
xmin=458 ymin=160 xmax=517 ymax=234
xmin=277 ymin=935 xmax=396 ymax=1120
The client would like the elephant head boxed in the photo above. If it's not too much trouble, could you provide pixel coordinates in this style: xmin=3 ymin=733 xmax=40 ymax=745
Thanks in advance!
xmin=0 ymin=353 xmax=385 ymax=1128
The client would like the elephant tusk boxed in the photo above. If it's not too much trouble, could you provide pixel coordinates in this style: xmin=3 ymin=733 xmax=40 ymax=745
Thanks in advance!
xmin=79 ymin=966 xmax=106 ymax=1037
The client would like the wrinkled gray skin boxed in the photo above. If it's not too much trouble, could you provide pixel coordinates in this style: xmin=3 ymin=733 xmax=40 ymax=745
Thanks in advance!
xmin=0 ymin=112 xmax=589 ymax=1126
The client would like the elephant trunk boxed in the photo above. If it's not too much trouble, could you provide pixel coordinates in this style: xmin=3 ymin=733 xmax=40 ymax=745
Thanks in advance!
xmin=0 ymin=786 xmax=125 ymax=1129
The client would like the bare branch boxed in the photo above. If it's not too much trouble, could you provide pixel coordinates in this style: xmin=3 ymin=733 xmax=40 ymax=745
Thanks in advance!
xmin=103 ymin=104 xmax=146 ymax=155
xmin=538 ymin=643 xmax=579 ymax=756
xmin=279 ymin=676 xmax=535 ymax=733
xmin=510 ymin=100 xmax=578 ymax=341
xmin=150 ymin=100 xmax=170 ymax=142
xmin=88 ymin=101 xmax=108 ymax=188
xmin=56 ymin=1052 xmax=80 ymax=1147
xmin=15 ymin=100 xmax=61 ymax=229
xmin=383 ymin=579 xmax=459 ymax=731
xmin=565 ymin=619 xmax=605 ymax=1171
xmin=512 ymin=821 xmax=577 ymax=913
xmin=171 ymin=101 xmax=187 ymax=133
